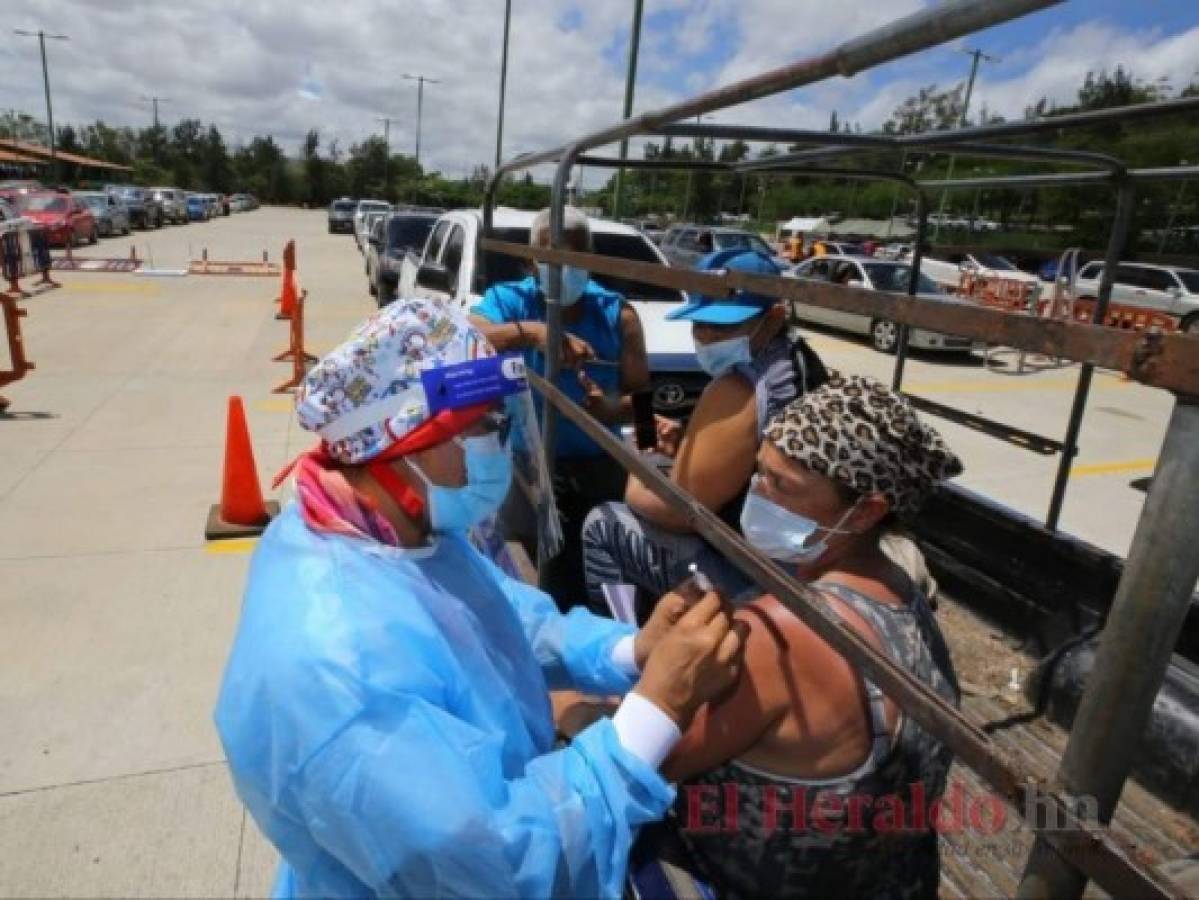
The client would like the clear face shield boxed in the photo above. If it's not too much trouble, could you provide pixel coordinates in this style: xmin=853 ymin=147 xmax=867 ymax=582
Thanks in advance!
xmin=418 ymin=354 xmax=563 ymax=562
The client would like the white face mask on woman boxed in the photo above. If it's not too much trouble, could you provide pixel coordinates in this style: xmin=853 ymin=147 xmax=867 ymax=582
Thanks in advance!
xmin=694 ymin=317 xmax=765 ymax=378
xmin=537 ymin=264 xmax=589 ymax=306
xmin=739 ymin=475 xmax=860 ymax=564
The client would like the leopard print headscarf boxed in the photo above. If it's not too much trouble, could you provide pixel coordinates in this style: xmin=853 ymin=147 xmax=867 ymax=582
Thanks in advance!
xmin=764 ymin=373 xmax=963 ymax=517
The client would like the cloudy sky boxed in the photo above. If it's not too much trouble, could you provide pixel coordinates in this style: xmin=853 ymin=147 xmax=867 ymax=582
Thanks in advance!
xmin=4 ymin=0 xmax=1198 ymax=182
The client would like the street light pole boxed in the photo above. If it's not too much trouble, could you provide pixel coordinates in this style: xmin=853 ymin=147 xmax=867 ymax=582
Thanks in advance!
xmin=139 ymin=95 xmax=171 ymax=164
xmin=612 ymin=0 xmax=645 ymax=219
xmin=401 ymin=73 xmax=440 ymax=169
xmin=14 ymin=29 xmax=68 ymax=180
xmin=932 ymin=47 xmax=997 ymax=241
xmin=376 ymin=116 xmax=395 ymax=200
xmin=494 ymin=0 xmax=512 ymax=172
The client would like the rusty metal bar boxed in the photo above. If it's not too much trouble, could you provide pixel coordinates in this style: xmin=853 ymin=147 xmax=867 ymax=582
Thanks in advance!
xmin=1018 ymin=397 xmax=1199 ymax=899
xmin=481 ymin=239 xmax=1199 ymax=396
xmin=921 ymin=164 xmax=1199 ymax=191
xmin=527 ymin=368 xmax=1181 ymax=900
xmin=0 ymin=294 xmax=35 ymax=392
xmin=737 ymin=139 xmax=1122 ymax=173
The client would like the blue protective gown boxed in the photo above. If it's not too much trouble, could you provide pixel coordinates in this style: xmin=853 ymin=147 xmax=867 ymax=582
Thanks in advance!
xmin=214 ymin=504 xmax=675 ymax=898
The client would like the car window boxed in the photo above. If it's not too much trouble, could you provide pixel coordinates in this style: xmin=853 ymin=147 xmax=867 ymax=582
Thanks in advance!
xmin=1174 ymin=270 xmax=1199 ymax=293
xmin=425 ymin=220 xmax=452 ymax=262
xmin=973 ymin=252 xmax=1017 ymax=271
xmin=1138 ymin=268 xmax=1176 ymax=292
xmin=1115 ymin=265 xmax=1151 ymax=289
xmin=862 ymin=263 xmax=940 ymax=294
xmin=804 ymin=259 xmax=832 ymax=280
xmin=1078 ymin=262 xmax=1103 ymax=280
xmin=441 ymin=225 xmax=466 ymax=291
xmin=370 ymin=218 xmax=385 ymax=242
xmin=387 ymin=216 xmax=436 ymax=253
xmin=477 ymin=226 xmax=532 ymax=292
xmin=590 ymin=232 xmax=683 ymax=302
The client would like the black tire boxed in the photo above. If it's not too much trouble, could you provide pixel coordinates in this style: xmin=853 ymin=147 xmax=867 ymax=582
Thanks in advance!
xmin=1182 ymin=314 xmax=1199 ymax=336
xmin=89 ymin=226 xmax=98 ymax=245
xmin=870 ymin=318 xmax=900 ymax=354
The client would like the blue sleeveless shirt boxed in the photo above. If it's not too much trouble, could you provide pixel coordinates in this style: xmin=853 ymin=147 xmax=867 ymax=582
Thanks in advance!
xmin=472 ymin=276 xmax=623 ymax=459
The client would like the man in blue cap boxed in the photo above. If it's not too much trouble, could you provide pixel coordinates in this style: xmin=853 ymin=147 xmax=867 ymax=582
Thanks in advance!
xmin=582 ymin=248 xmax=829 ymax=614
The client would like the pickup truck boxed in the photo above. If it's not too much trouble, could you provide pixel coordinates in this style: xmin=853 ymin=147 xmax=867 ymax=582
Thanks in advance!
xmin=398 ymin=207 xmax=705 ymax=413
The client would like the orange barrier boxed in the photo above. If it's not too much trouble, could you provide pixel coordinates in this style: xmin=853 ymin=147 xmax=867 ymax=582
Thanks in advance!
xmin=0 ymin=294 xmax=35 ymax=413
xmin=272 ymin=288 xmax=316 ymax=394
xmin=189 ymin=246 xmax=278 ymax=276
xmin=276 ymin=268 xmax=299 ymax=320
xmin=204 ymin=395 xmax=279 ymax=539
xmin=1062 ymin=298 xmax=1178 ymax=332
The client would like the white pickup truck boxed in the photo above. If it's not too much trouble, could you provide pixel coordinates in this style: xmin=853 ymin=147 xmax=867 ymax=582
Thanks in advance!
xmin=397 ymin=207 xmax=705 ymax=412
xmin=921 ymin=250 xmax=1042 ymax=303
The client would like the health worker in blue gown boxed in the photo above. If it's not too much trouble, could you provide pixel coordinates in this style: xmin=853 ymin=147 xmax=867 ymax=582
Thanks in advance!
xmin=214 ymin=299 xmax=743 ymax=899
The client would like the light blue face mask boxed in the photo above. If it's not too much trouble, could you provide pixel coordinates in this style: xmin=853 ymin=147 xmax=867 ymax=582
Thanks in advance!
xmin=695 ymin=335 xmax=752 ymax=377
xmin=411 ymin=433 xmax=513 ymax=533
xmin=739 ymin=475 xmax=859 ymax=564
xmin=537 ymin=264 xmax=589 ymax=307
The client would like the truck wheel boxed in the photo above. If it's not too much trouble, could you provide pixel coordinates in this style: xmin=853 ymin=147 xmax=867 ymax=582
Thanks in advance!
xmin=870 ymin=319 xmax=900 ymax=354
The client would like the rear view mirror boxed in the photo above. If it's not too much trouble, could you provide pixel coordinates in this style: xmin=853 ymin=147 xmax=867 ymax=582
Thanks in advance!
xmin=417 ymin=261 xmax=451 ymax=292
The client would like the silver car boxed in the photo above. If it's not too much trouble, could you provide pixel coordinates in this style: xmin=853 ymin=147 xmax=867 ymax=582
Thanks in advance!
xmin=791 ymin=256 xmax=976 ymax=353
xmin=77 ymin=191 xmax=131 ymax=236
xmin=149 ymin=187 xmax=187 ymax=225
xmin=1072 ymin=261 xmax=1199 ymax=335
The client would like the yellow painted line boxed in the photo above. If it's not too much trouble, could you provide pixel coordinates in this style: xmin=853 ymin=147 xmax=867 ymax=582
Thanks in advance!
xmin=205 ymin=537 xmax=259 ymax=555
xmin=1069 ymin=458 xmax=1156 ymax=478
xmin=60 ymin=281 xmax=161 ymax=295
xmin=255 ymin=398 xmax=295 ymax=413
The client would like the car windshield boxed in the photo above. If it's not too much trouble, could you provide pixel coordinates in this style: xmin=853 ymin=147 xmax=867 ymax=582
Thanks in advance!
xmin=80 ymin=196 xmax=105 ymax=210
xmin=1175 ymin=269 xmax=1199 ymax=293
xmin=477 ymin=228 xmax=682 ymax=302
xmin=387 ymin=216 xmax=436 ymax=252
xmin=333 ymin=201 xmax=355 ymax=213
xmin=863 ymin=263 xmax=941 ymax=294
xmin=973 ymin=252 xmax=1017 ymax=271
xmin=24 ymin=195 xmax=68 ymax=212
xmin=359 ymin=202 xmax=388 ymax=214
xmin=714 ymin=232 xmax=773 ymax=256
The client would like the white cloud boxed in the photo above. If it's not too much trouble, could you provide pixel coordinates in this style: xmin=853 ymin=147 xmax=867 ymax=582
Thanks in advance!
xmin=2 ymin=1 xmax=1195 ymax=186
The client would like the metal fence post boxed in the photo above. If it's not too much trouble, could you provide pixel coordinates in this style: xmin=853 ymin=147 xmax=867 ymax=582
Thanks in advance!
xmin=1017 ymin=394 xmax=1199 ymax=898
xmin=891 ymin=189 xmax=928 ymax=391
xmin=1045 ymin=178 xmax=1134 ymax=530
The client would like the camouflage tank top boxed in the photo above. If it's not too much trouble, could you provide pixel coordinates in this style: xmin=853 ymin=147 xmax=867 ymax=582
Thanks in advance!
xmin=673 ymin=582 xmax=960 ymax=900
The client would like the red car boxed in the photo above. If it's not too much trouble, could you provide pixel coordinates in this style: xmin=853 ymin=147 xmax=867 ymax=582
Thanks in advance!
xmin=19 ymin=191 xmax=97 ymax=247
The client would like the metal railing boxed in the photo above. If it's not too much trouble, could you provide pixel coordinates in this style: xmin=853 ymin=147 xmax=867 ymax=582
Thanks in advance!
xmin=478 ymin=2 xmax=1199 ymax=896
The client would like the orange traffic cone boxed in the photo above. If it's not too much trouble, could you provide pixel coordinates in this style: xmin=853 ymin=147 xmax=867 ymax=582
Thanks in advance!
xmin=205 ymin=395 xmax=280 ymax=539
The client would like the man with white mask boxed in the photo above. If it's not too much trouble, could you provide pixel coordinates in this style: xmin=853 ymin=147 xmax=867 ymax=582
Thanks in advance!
xmin=470 ymin=206 xmax=650 ymax=606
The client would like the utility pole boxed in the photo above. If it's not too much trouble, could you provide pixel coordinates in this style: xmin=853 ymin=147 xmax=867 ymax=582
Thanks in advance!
xmin=14 ymin=29 xmax=68 ymax=180
xmin=401 ymin=73 xmax=440 ymax=169
xmin=611 ymin=0 xmax=645 ymax=219
xmin=376 ymin=116 xmax=397 ymax=200
xmin=932 ymin=47 xmax=997 ymax=242
xmin=494 ymin=0 xmax=512 ymax=172
xmin=139 ymin=94 xmax=171 ymax=164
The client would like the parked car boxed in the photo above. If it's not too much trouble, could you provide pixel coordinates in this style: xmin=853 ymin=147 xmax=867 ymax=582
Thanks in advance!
xmin=328 ymin=198 xmax=357 ymax=234
xmin=353 ymin=200 xmax=391 ymax=249
xmin=109 ymin=186 xmax=162 ymax=229
xmin=0 ymin=197 xmax=17 ymax=222
xmin=366 ymin=211 xmax=439 ymax=304
xmin=20 ymin=190 xmax=97 ymax=247
xmin=185 ymin=194 xmax=208 ymax=221
xmin=660 ymin=224 xmax=789 ymax=269
xmin=76 ymin=191 xmax=131 ymax=237
xmin=921 ymin=250 xmax=1042 ymax=301
xmin=356 ymin=209 xmax=388 ymax=254
xmin=1071 ymin=261 xmax=1199 ymax=334
xmin=149 ymin=187 xmax=187 ymax=225
xmin=791 ymin=256 xmax=976 ymax=354
xmin=398 ymin=207 xmax=706 ymax=413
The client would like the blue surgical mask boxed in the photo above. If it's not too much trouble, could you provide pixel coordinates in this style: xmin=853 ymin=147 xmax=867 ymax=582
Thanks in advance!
xmin=411 ymin=433 xmax=513 ymax=533
xmin=739 ymin=475 xmax=859 ymax=564
xmin=696 ymin=335 xmax=752 ymax=377
xmin=537 ymin=264 xmax=589 ymax=306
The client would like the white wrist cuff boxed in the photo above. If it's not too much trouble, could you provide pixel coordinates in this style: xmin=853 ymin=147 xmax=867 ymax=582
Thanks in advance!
xmin=610 ymin=635 xmax=640 ymax=677
xmin=611 ymin=691 xmax=682 ymax=770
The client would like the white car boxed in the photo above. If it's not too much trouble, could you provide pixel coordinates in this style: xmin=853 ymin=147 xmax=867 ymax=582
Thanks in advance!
xmin=792 ymin=256 xmax=976 ymax=354
xmin=356 ymin=210 xmax=388 ymax=255
xmin=398 ymin=207 xmax=705 ymax=412
xmin=354 ymin=200 xmax=391 ymax=250
xmin=1071 ymin=261 xmax=1199 ymax=334
xmin=921 ymin=251 xmax=1042 ymax=303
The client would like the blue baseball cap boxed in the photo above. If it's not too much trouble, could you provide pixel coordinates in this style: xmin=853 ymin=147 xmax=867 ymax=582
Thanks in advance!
xmin=665 ymin=249 xmax=783 ymax=325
